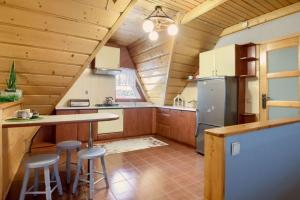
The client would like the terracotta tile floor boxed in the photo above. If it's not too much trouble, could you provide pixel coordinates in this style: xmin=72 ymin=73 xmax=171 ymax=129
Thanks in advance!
xmin=7 ymin=136 xmax=204 ymax=200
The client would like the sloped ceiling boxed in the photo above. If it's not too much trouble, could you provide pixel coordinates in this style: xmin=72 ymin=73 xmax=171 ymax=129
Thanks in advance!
xmin=0 ymin=0 xmax=136 ymax=114
xmin=113 ymin=0 xmax=300 ymax=105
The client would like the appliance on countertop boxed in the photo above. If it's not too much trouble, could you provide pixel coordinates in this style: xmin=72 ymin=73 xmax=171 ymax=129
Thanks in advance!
xmin=69 ymin=99 xmax=90 ymax=107
xmin=195 ymin=77 xmax=238 ymax=154
xmin=95 ymin=97 xmax=119 ymax=107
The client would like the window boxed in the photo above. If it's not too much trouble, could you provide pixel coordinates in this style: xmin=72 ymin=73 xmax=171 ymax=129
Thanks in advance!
xmin=116 ymin=68 xmax=142 ymax=100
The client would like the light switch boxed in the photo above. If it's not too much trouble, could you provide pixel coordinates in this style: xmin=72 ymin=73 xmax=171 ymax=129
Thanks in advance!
xmin=231 ymin=142 xmax=240 ymax=156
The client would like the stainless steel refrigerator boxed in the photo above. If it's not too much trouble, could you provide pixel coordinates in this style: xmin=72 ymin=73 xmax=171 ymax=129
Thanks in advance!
xmin=196 ymin=77 xmax=238 ymax=154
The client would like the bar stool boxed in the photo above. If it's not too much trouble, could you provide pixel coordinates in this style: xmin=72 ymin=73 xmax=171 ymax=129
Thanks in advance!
xmin=55 ymin=140 xmax=82 ymax=184
xmin=19 ymin=154 xmax=63 ymax=200
xmin=72 ymin=147 xmax=109 ymax=199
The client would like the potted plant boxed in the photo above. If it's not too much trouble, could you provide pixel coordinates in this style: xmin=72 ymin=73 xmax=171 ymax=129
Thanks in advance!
xmin=0 ymin=61 xmax=22 ymax=102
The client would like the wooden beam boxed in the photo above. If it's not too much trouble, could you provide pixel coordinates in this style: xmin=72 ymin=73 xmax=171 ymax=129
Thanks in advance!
xmin=55 ymin=0 xmax=138 ymax=106
xmin=221 ymin=2 xmax=300 ymax=36
xmin=180 ymin=0 xmax=229 ymax=24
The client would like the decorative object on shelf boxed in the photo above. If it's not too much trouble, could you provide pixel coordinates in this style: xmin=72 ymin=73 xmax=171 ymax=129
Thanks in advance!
xmin=173 ymin=94 xmax=185 ymax=107
xmin=0 ymin=61 xmax=22 ymax=102
xmin=142 ymin=6 xmax=178 ymax=41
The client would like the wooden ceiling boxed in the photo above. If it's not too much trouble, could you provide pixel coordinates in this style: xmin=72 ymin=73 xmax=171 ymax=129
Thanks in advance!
xmin=0 ymin=0 xmax=136 ymax=114
xmin=113 ymin=0 xmax=300 ymax=105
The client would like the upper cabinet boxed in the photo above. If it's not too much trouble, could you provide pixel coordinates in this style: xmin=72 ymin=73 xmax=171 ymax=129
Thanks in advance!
xmin=199 ymin=45 xmax=236 ymax=78
xmin=95 ymin=46 xmax=120 ymax=69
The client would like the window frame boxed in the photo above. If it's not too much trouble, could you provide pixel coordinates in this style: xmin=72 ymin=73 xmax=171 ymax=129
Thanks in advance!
xmin=115 ymin=68 xmax=146 ymax=102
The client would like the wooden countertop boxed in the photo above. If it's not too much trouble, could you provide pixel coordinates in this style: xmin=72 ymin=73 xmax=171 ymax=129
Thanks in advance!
xmin=0 ymin=100 xmax=23 ymax=109
xmin=55 ymin=105 xmax=196 ymax=112
xmin=2 ymin=113 xmax=119 ymax=128
xmin=205 ymin=117 xmax=300 ymax=137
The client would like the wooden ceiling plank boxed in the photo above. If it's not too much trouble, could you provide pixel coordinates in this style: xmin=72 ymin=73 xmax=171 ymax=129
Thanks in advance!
xmin=0 ymin=42 xmax=88 ymax=65
xmin=0 ymin=24 xmax=98 ymax=54
xmin=0 ymin=6 xmax=108 ymax=40
xmin=0 ymin=72 xmax=73 ymax=87
xmin=2 ymin=0 xmax=121 ymax=28
xmin=233 ymin=0 xmax=264 ymax=16
xmin=226 ymin=1 xmax=257 ymax=19
xmin=73 ymin=0 xmax=132 ymax=12
xmin=221 ymin=2 xmax=300 ymax=36
xmin=0 ymin=58 xmax=80 ymax=77
xmin=181 ymin=0 xmax=230 ymax=24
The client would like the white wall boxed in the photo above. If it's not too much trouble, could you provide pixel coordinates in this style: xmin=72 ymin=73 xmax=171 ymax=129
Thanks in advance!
xmin=181 ymin=12 xmax=300 ymax=114
xmin=57 ymin=68 xmax=115 ymax=107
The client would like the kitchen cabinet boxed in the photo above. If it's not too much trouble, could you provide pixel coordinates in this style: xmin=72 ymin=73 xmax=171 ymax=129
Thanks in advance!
xmin=56 ymin=110 xmax=78 ymax=143
xmin=156 ymin=109 xmax=196 ymax=147
xmin=98 ymin=109 xmax=124 ymax=134
xmin=124 ymin=108 xmax=155 ymax=137
xmin=199 ymin=45 xmax=236 ymax=78
xmin=95 ymin=46 xmax=120 ymax=69
xmin=77 ymin=109 xmax=97 ymax=142
xmin=56 ymin=109 xmax=97 ymax=143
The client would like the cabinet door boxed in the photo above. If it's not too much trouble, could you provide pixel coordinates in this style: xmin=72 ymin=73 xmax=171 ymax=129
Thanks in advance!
xmin=77 ymin=109 xmax=98 ymax=142
xmin=138 ymin=108 xmax=153 ymax=135
xmin=56 ymin=110 xmax=78 ymax=143
xmin=199 ymin=50 xmax=215 ymax=78
xmin=215 ymin=45 xmax=236 ymax=76
xmin=123 ymin=109 xmax=139 ymax=137
xmin=169 ymin=110 xmax=181 ymax=141
xmin=181 ymin=111 xmax=196 ymax=147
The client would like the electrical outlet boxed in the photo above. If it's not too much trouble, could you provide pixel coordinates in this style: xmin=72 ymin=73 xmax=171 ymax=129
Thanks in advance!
xmin=231 ymin=142 xmax=240 ymax=156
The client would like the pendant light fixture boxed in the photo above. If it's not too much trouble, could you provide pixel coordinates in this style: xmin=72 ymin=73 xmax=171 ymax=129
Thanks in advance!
xmin=142 ymin=6 xmax=178 ymax=41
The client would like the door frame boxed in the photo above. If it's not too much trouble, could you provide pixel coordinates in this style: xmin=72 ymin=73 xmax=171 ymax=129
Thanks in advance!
xmin=259 ymin=36 xmax=300 ymax=121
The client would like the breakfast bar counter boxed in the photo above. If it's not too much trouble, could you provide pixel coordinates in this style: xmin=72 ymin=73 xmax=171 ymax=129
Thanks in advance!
xmin=2 ymin=113 xmax=119 ymax=128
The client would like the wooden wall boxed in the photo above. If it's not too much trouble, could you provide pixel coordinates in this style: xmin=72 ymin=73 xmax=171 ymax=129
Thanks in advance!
xmin=164 ymin=20 xmax=222 ymax=105
xmin=0 ymin=101 xmax=39 ymax=199
xmin=0 ymin=0 xmax=134 ymax=114
xmin=128 ymin=32 xmax=174 ymax=105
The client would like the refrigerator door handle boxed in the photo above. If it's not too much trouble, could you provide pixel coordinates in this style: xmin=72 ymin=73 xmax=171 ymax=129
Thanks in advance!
xmin=195 ymin=110 xmax=200 ymax=137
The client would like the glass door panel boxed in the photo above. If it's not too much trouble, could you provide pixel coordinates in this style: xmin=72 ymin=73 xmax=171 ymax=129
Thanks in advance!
xmin=268 ymin=77 xmax=299 ymax=101
xmin=268 ymin=107 xmax=299 ymax=120
xmin=267 ymin=46 xmax=298 ymax=73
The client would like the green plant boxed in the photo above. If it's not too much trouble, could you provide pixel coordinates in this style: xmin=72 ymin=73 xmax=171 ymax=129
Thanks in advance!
xmin=5 ymin=61 xmax=16 ymax=92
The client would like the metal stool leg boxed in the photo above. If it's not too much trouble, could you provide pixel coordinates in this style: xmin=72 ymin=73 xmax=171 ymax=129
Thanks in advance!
xmin=33 ymin=168 xmax=39 ymax=196
xmin=66 ymin=149 xmax=71 ymax=184
xmin=44 ymin=166 xmax=52 ymax=200
xmin=54 ymin=162 xmax=63 ymax=196
xmin=89 ymin=159 xmax=94 ymax=200
xmin=100 ymin=156 xmax=109 ymax=188
xmin=72 ymin=159 xmax=82 ymax=194
xmin=19 ymin=167 xmax=30 ymax=200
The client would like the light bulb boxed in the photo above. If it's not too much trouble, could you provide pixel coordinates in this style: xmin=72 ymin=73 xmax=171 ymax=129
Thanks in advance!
xmin=149 ymin=31 xmax=159 ymax=41
xmin=143 ymin=19 xmax=154 ymax=33
xmin=168 ymin=24 xmax=178 ymax=36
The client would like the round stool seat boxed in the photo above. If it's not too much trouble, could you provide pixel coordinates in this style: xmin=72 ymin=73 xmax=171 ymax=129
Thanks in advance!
xmin=78 ymin=147 xmax=106 ymax=160
xmin=26 ymin=154 xmax=59 ymax=169
xmin=57 ymin=140 xmax=81 ymax=150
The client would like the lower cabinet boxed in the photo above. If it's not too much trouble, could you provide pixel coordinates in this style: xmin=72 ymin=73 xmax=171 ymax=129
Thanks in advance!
xmin=157 ymin=109 xmax=196 ymax=147
xmin=123 ymin=108 xmax=155 ymax=137
xmin=56 ymin=109 xmax=97 ymax=143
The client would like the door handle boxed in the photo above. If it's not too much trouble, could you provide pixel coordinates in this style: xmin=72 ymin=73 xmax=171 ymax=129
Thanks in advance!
xmin=262 ymin=94 xmax=271 ymax=109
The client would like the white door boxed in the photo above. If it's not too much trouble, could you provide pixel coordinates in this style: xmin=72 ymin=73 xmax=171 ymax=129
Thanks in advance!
xmin=215 ymin=45 xmax=236 ymax=76
xmin=199 ymin=50 xmax=215 ymax=78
